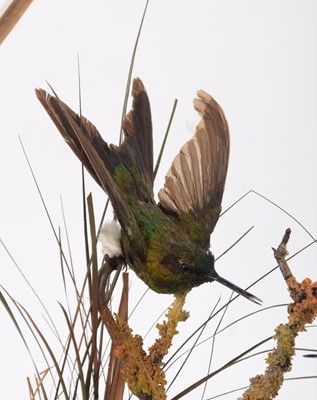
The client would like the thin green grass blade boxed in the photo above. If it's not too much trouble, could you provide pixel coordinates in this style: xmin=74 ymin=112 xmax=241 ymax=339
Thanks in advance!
xmin=18 ymin=137 xmax=78 ymax=300
xmin=18 ymin=137 xmax=90 ymax=396
xmin=221 ymin=189 xmax=316 ymax=243
xmin=0 ymin=236 xmax=62 ymax=342
xmin=104 ymin=267 xmax=122 ymax=307
xmin=285 ymin=374 xmax=317 ymax=381
xmin=128 ymin=287 xmax=149 ymax=319
xmin=250 ymin=190 xmax=316 ymax=242
xmin=71 ymin=378 xmax=80 ymax=400
xmin=18 ymin=137 xmax=73 ymax=275
xmin=171 ymin=336 xmax=272 ymax=400
xmin=57 ymin=226 xmax=74 ymax=323
xmin=215 ymin=225 xmax=254 ymax=261
xmin=75 ymin=53 xmax=90 ymax=273
xmin=104 ymin=273 xmax=129 ymax=399
xmin=77 ymin=53 xmax=82 ymax=117
xmin=165 ymin=281 xmax=271 ymax=369
xmin=81 ymin=165 xmax=91 ymax=285
xmin=23 ymin=321 xmax=68 ymax=399
xmin=207 ymin=385 xmax=249 ymax=399
xmin=85 ymin=193 xmax=100 ymax=398
xmin=206 ymin=374 xmax=315 ymax=400
xmin=7 ymin=292 xmax=67 ymax=398
xmin=166 ymin=304 xmax=285 ymax=371
xmin=220 ymin=190 xmax=252 ymax=217
xmin=200 ymin=296 xmax=232 ymax=400
xmin=0 ymin=289 xmax=49 ymax=400
xmin=166 ymin=298 xmax=221 ymax=391
xmin=60 ymin=284 xmax=97 ymax=395
xmin=143 ymin=305 xmax=169 ymax=340
xmin=59 ymin=303 xmax=86 ymax=400
xmin=119 ymin=0 xmax=150 ymax=143
xmin=154 ymin=98 xmax=178 ymax=179
xmin=60 ymin=196 xmax=76 ymax=282
xmin=0 ymin=287 xmax=71 ymax=399
xmin=96 ymin=198 xmax=110 ymax=239
xmin=167 ymin=233 xmax=314 ymax=368
xmin=0 ymin=289 xmax=27 ymax=344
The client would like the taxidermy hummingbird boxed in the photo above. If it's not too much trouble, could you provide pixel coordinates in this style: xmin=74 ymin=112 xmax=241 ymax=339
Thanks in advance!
xmin=36 ymin=78 xmax=260 ymax=304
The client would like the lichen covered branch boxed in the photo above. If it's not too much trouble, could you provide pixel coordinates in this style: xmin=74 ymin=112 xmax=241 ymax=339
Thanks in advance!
xmin=98 ymin=259 xmax=189 ymax=400
xmin=239 ymin=229 xmax=317 ymax=400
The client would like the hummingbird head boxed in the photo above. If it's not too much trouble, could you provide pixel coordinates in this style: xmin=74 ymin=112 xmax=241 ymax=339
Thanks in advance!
xmin=147 ymin=241 xmax=217 ymax=294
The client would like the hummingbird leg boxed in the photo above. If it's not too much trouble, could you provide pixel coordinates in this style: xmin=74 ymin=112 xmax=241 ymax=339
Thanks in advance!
xmin=102 ymin=254 xmax=126 ymax=270
xmin=99 ymin=254 xmax=128 ymax=306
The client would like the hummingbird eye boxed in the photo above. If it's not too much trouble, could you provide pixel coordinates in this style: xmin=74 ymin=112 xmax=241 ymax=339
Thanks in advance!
xmin=180 ymin=262 xmax=190 ymax=272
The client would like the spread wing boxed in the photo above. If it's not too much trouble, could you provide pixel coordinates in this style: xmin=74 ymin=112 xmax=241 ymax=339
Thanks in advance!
xmin=36 ymin=78 xmax=153 ymax=190
xmin=158 ymin=90 xmax=230 ymax=250
xmin=35 ymin=79 xmax=153 ymax=254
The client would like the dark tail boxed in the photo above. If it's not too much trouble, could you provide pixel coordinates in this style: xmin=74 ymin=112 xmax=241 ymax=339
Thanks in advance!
xmin=214 ymin=275 xmax=262 ymax=305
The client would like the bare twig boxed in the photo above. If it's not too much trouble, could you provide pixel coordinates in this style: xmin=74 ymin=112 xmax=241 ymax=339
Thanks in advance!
xmin=272 ymin=228 xmax=293 ymax=282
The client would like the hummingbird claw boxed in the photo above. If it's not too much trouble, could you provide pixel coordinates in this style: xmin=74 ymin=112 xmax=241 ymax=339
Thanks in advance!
xmin=103 ymin=254 xmax=126 ymax=271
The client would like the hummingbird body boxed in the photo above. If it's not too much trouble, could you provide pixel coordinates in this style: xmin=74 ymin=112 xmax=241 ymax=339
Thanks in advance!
xmin=110 ymin=162 xmax=212 ymax=293
xmin=36 ymin=78 xmax=261 ymax=303
xmin=123 ymin=202 xmax=212 ymax=294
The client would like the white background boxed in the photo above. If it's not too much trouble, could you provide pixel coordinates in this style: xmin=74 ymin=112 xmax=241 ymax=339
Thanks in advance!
xmin=0 ymin=1 xmax=316 ymax=399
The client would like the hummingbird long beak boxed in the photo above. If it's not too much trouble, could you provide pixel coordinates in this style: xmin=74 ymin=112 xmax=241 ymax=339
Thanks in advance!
xmin=211 ymin=274 xmax=262 ymax=305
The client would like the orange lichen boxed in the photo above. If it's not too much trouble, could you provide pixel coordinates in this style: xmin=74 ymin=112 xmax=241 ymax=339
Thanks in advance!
xmin=239 ymin=278 xmax=317 ymax=400
xmin=100 ymin=290 xmax=189 ymax=400
xmin=239 ymin=230 xmax=317 ymax=400
xmin=149 ymin=291 xmax=189 ymax=364
xmin=109 ymin=315 xmax=165 ymax=399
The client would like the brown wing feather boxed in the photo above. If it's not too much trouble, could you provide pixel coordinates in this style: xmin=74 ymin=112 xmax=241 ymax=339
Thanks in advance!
xmin=158 ymin=90 xmax=230 ymax=246
xmin=36 ymin=88 xmax=106 ymax=187
xmin=35 ymin=80 xmax=152 ymax=253
xmin=36 ymin=78 xmax=153 ymax=190
xmin=122 ymin=78 xmax=153 ymax=186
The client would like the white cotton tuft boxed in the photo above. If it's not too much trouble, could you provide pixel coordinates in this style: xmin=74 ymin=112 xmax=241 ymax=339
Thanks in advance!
xmin=99 ymin=220 xmax=123 ymax=257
